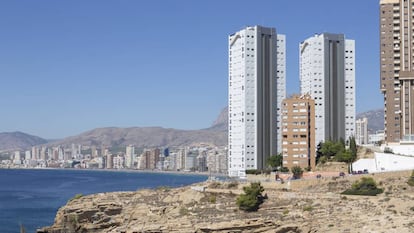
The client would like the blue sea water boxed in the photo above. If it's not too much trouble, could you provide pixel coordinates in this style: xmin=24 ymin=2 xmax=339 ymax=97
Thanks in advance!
xmin=0 ymin=169 xmax=207 ymax=233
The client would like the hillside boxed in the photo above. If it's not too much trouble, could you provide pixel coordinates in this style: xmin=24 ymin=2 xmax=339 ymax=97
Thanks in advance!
xmin=356 ymin=108 xmax=384 ymax=133
xmin=207 ymin=106 xmax=228 ymax=131
xmin=0 ymin=107 xmax=384 ymax=150
xmin=0 ymin=132 xmax=48 ymax=151
xmin=47 ymin=126 xmax=227 ymax=148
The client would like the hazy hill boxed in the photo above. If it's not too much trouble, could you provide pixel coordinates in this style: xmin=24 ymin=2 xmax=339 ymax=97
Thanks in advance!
xmin=47 ymin=126 xmax=227 ymax=148
xmin=0 ymin=108 xmax=385 ymax=150
xmin=0 ymin=132 xmax=48 ymax=152
xmin=356 ymin=108 xmax=384 ymax=133
xmin=206 ymin=106 xmax=228 ymax=131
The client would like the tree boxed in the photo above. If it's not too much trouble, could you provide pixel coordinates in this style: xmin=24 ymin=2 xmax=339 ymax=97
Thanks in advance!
xmin=315 ymin=142 xmax=323 ymax=164
xmin=335 ymin=149 xmax=353 ymax=163
xmin=320 ymin=141 xmax=344 ymax=159
xmin=349 ymin=136 xmax=357 ymax=162
xmin=291 ymin=166 xmax=304 ymax=179
xmin=236 ymin=182 xmax=265 ymax=212
xmin=266 ymin=153 xmax=283 ymax=170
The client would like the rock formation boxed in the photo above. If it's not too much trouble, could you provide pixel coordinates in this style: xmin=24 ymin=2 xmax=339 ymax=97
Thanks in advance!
xmin=38 ymin=171 xmax=414 ymax=233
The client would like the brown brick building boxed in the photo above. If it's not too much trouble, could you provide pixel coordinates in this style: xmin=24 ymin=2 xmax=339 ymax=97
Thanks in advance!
xmin=380 ymin=0 xmax=414 ymax=143
xmin=281 ymin=94 xmax=316 ymax=170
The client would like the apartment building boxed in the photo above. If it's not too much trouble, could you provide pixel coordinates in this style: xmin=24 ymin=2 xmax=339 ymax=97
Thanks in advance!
xmin=281 ymin=94 xmax=316 ymax=170
xmin=380 ymin=0 xmax=414 ymax=143
xmin=228 ymin=25 xmax=286 ymax=177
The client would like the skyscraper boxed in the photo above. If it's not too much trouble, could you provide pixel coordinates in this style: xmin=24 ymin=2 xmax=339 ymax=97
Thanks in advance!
xmin=356 ymin=117 xmax=369 ymax=145
xmin=125 ymin=145 xmax=135 ymax=169
xmin=299 ymin=33 xmax=356 ymax=145
xmin=380 ymin=0 xmax=414 ymax=143
xmin=228 ymin=25 xmax=286 ymax=177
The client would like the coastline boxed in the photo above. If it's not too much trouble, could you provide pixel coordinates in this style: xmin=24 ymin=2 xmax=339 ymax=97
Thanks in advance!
xmin=0 ymin=168 xmax=209 ymax=233
xmin=0 ymin=166 xmax=213 ymax=177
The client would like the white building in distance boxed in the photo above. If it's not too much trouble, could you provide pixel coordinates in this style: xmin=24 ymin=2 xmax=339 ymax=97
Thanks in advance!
xmin=228 ymin=25 xmax=286 ymax=177
xmin=300 ymin=33 xmax=356 ymax=145
xmin=356 ymin=117 xmax=368 ymax=145
xmin=125 ymin=145 xmax=135 ymax=169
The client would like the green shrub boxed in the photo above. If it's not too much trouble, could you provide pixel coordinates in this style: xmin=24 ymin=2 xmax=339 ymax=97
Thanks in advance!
xmin=384 ymin=147 xmax=393 ymax=154
xmin=179 ymin=207 xmax=189 ymax=216
xmin=208 ymin=181 xmax=221 ymax=189
xmin=236 ymin=182 xmax=265 ymax=212
xmin=291 ymin=166 xmax=304 ymax=179
xmin=280 ymin=167 xmax=290 ymax=173
xmin=341 ymin=177 xmax=383 ymax=196
xmin=156 ymin=186 xmax=171 ymax=192
xmin=69 ymin=193 xmax=83 ymax=202
xmin=226 ymin=181 xmax=239 ymax=189
xmin=209 ymin=194 xmax=216 ymax=204
xmin=246 ymin=169 xmax=262 ymax=175
xmin=408 ymin=170 xmax=414 ymax=186
xmin=318 ymin=156 xmax=328 ymax=164
xmin=303 ymin=205 xmax=313 ymax=211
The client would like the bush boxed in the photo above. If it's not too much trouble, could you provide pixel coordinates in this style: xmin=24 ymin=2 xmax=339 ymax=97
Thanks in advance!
xmin=156 ymin=186 xmax=171 ymax=192
xmin=246 ymin=169 xmax=261 ymax=175
xmin=384 ymin=147 xmax=394 ymax=154
xmin=341 ymin=177 xmax=383 ymax=196
xmin=226 ymin=181 xmax=239 ymax=189
xmin=208 ymin=181 xmax=221 ymax=189
xmin=68 ymin=193 xmax=83 ymax=202
xmin=209 ymin=194 xmax=217 ymax=204
xmin=280 ymin=167 xmax=290 ymax=173
xmin=236 ymin=182 xmax=265 ymax=212
xmin=319 ymin=156 xmax=327 ymax=164
xmin=291 ymin=166 xmax=304 ymax=179
xmin=408 ymin=170 xmax=414 ymax=186
xmin=303 ymin=205 xmax=313 ymax=211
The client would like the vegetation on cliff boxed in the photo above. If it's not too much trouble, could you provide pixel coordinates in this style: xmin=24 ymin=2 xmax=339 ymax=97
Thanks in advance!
xmin=236 ymin=182 xmax=265 ymax=212
xmin=341 ymin=177 xmax=383 ymax=196
xmin=407 ymin=170 xmax=414 ymax=186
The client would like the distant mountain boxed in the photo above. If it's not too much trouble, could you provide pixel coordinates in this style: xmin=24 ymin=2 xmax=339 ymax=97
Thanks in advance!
xmin=47 ymin=126 xmax=227 ymax=148
xmin=1 ymin=107 xmax=384 ymax=151
xmin=207 ymin=106 xmax=228 ymax=132
xmin=356 ymin=109 xmax=384 ymax=133
xmin=208 ymin=107 xmax=385 ymax=134
xmin=44 ymin=107 xmax=228 ymax=149
xmin=0 ymin=132 xmax=48 ymax=152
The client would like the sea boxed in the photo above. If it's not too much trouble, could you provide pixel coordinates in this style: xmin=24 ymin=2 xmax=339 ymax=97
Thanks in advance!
xmin=0 ymin=169 xmax=207 ymax=233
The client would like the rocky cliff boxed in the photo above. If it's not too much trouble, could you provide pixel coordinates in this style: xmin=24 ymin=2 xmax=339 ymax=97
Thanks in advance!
xmin=38 ymin=171 xmax=414 ymax=233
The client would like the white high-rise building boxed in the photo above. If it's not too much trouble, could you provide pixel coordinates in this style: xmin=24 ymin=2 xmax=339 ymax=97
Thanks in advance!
xmin=300 ymin=33 xmax=356 ymax=146
xmin=356 ymin=117 xmax=368 ymax=145
xmin=228 ymin=25 xmax=286 ymax=177
xmin=125 ymin=145 xmax=135 ymax=169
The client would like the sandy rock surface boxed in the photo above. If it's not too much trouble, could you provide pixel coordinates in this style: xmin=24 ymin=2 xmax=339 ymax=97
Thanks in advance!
xmin=38 ymin=171 xmax=414 ymax=233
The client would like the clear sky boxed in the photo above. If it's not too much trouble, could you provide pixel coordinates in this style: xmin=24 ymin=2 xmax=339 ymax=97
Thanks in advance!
xmin=0 ymin=0 xmax=381 ymax=139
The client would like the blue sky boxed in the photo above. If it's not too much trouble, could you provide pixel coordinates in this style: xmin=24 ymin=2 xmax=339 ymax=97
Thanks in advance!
xmin=0 ymin=0 xmax=381 ymax=139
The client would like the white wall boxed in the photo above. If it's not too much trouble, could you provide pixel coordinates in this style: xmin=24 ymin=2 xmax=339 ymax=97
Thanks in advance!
xmin=352 ymin=152 xmax=414 ymax=173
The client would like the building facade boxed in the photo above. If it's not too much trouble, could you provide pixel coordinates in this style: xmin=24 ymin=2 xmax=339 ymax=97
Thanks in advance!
xmin=125 ymin=145 xmax=135 ymax=169
xmin=299 ymin=33 xmax=356 ymax=146
xmin=228 ymin=25 xmax=286 ymax=177
xmin=380 ymin=0 xmax=414 ymax=143
xmin=281 ymin=94 xmax=316 ymax=170
xmin=356 ymin=117 xmax=369 ymax=145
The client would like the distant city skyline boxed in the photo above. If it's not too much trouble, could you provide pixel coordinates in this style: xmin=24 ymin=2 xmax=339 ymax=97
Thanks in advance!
xmin=0 ymin=0 xmax=381 ymax=139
